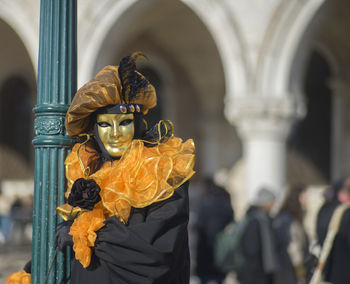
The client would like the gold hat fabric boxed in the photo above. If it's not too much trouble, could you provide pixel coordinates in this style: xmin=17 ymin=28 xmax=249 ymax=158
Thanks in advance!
xmin=65 ymin=54 xmax=157 ymax=138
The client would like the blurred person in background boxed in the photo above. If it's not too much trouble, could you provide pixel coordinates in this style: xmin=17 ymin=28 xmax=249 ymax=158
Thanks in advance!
xmin=316 ymin=178 xmax=344 ymax=244
xmin=236 ymin=187 xmax=277 ymax=284
xmin=195 ymin=177 xmax=234 ymax=284
xmin=315 ymin=177 xmax=350 ymax=284
xmin=9 ymin=195 xmax=33 ymax=244
xmin=274 ymin=184 xmax=308 ymax=284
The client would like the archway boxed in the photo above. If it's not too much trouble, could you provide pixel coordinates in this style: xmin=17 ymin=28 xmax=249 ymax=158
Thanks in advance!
xmin=288 ymin=0 xmax=350 ymax=183
xmin=0 ymin=19 xmax=36 ymax=179
xmin=288 ymin=51 xmax=332 ymax=183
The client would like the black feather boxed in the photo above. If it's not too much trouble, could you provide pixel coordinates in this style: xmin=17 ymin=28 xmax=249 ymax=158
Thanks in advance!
xmin=118 ymin=52 xmax=149 ymax=103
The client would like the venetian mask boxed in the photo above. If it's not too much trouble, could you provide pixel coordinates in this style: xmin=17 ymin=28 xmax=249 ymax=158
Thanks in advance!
xmin=96 ymin=113 xmax=134 ymax=158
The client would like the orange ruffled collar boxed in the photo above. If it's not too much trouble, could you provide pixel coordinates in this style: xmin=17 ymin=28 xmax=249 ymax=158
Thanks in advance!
xmin=58 ymin=136 xmax=195 ymax=268
xmin=64 ymin=136 xmax=195 ymax=222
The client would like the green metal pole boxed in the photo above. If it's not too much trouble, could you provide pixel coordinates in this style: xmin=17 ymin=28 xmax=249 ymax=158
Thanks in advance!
xmin=32 ymin=0 xmax=76 ymax=283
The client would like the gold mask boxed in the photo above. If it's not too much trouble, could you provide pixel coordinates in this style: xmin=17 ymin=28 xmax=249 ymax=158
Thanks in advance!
xmin=96 ymin=113 xmax=134 ymax=158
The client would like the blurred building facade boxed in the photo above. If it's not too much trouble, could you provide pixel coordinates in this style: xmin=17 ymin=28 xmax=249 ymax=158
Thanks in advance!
xmin=0 ymin=0 xmax=349 ymax=213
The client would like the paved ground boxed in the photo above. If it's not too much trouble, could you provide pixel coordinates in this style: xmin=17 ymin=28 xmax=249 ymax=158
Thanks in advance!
xmin=0 ymin=243 xmax=31 ymax=284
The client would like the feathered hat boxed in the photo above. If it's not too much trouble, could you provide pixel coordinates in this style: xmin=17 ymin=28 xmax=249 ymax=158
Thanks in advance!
xmin=65 ymin=52 xmax=157 ymax=138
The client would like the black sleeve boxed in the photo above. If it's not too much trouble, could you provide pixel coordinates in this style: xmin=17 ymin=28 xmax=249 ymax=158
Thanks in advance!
xmin=93 ymin=182 xmax=190 ymax=284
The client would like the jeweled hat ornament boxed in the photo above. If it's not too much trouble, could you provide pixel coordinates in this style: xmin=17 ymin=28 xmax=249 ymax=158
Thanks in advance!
xmin=94 ymin=103 xmax=141 ymax=115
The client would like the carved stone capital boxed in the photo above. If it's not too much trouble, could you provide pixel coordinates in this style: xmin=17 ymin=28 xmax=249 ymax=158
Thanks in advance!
xmin=225 ymin=95 xmax=305 ymax=140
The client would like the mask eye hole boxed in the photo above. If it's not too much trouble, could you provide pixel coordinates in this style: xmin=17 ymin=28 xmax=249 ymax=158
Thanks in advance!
xmin=97 ymin=122 xmax=110 ymax=128
xmin=120 ymin=119 xmax=133 ymax=126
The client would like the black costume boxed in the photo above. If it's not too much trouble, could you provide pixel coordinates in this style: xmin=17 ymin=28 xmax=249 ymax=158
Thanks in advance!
xmin=55 ymin=52 xmax=195 ymax=283
xmin=71 ymin=182 xmax=190 ymax=284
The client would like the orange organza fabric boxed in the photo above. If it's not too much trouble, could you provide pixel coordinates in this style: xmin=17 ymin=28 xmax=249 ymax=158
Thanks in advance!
xmin=6 ymin=270 xmax=30 ymax=284
xmin=62 ymin=136 xmax=195 ymax=268
xmin=69 ymin=204 xmax=105 ymax=268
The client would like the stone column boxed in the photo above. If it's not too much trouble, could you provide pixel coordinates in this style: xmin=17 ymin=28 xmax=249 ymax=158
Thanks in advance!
xmin=226 ymin=96 xmax=301 ymax=202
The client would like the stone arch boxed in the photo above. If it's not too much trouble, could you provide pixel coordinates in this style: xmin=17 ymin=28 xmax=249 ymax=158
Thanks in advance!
xmin=78 ymin=0 xmax=246 ymax=98
xmin=0 ymin=18 xmax=37 ymax=173
xmin=0 ymin=19 xmax=36 ymax=91
xmin=258 ymin=0 xmax=326 ymax=98
xmin=303 ymin=0 xmax=350 ymax=180
xmin=0 ymin=74 xmax=35 ymax=177
xmin=179 ymin=0 xmax=249 ymax=97
xmin=283 ymin=0 xmax=350 ymax=182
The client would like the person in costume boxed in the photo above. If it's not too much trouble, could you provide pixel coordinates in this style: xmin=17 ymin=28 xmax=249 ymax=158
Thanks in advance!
xmin=7 ymin=52 xmax=195 ymax=284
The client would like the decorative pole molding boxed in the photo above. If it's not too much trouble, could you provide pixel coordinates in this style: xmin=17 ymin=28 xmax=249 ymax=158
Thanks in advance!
xmin=32 ymin=1 xmax=77 ymax=283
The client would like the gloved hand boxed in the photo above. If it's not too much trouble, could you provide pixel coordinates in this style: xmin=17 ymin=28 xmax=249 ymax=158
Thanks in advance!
xmin=54 ymin=221 xmax=73 ymax=251
xmin=23 ymin=260 xmax=31 ymax=273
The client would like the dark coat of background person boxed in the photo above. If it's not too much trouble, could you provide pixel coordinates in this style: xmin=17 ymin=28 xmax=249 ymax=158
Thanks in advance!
xmin=274 ymin=212 xmax=308 ymax=284
xmin=316 ymin=179 xmax=350 ymax=284
xmin=70 ymin=182 xmax=190 ymax=284
xmin=236 ymin=206 xmax=276 ymax=284
xmin=316 ymin=178 xmax=344 ymax=247
xmin=273 ymin=184 xmax=308 ymax=284
xmin=195 ymin=178 xmax=234 ymax=284
xmin=274 ymin=212 xmax=297 ymax=284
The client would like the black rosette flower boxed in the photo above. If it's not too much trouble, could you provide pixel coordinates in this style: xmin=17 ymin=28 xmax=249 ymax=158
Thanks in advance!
xmin=68 ymin=178 xmax=101 ymax=210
